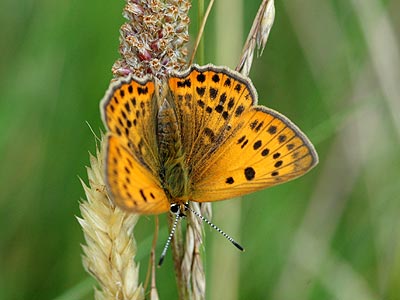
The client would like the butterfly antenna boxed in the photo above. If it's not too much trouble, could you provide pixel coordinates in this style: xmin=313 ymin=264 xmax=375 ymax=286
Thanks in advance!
xmin=184 ymin=203 xmax=244 ymax=251
xmin=158 ymin=209 xmax=181 ymax=266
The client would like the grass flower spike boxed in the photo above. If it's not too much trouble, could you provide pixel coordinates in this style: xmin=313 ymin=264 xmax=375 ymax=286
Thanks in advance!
xmin=78 ymin=139 xmax=144 ymax=300
xmin=112 ymin=0 xmax=191 ymax=79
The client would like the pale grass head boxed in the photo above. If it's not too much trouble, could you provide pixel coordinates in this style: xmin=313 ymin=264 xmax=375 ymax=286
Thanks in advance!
xmin=236 ymin=0 xmax=275 ymax=75
xmin=78 ymin=137 xmax=144 ymax=300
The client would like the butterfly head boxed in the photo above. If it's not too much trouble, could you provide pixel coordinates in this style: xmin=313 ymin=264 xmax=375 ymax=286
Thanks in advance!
xmin=169 ymin=203 xmax=187 ymax=217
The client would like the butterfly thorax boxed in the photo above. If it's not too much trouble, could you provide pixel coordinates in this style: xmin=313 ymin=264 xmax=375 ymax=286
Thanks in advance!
xmin=156 ymin=97 xmax=190 ymax=202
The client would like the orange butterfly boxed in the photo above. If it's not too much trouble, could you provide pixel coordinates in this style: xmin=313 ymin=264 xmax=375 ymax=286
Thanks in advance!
xmin=101 ymin=65 xmax=318 ymax=215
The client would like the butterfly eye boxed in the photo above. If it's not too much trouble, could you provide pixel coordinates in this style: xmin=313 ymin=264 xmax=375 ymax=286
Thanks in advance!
xmin=170 ymin=204 xmax=179 ymax=214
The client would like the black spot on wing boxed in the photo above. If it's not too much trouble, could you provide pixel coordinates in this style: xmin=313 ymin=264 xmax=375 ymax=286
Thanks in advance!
xmin=140 ymin=189 xmax=147 ymax=202
xmin=124 ymin=102 xmax=131 ymax=112
xmin=261 ymin=148 xmax=269 ymax=157
xmin=235 ymin=105 xmax=245 ymax=117
xmin=215 ymin=105 xmax=224 ymax=113
xmin=209 ymin=88 xmax=218 ymax=99
xmin=253 ymin=140 xmax=262 ymax=150
xmin=137 ymin=86 xmax=148 ymax=95
xmin=197 ymin=73 xmax=206 ymax=83
xmin=268 ymin=125 xmax=277 ymax=134
xmin=204 ymin=127 xmax=215 ymax=142
xmin=227 ymin=98 xmax=235 ymax=110
xmin=234 ymin=84 xmax=241 ymax=92
xmin=212 ymin=74 xmax=220 ymax=83
xmin=244 ymin=167 xmax=255 ymax=181
xmin=177 ymin=79 xmax=191 ymax=87
xmin=273 ymin=152 xmax=281 ymax=159
xmin=287 ymin=143 xmax=295 ymax=150
xmin=226 ymin=177 xmax=234 ymax=184
xmin=278 ymin=134 xmax=287 ymax=143
xmin=197 ymin=99 xmax=205 ymax=108
xmin=196 ymin=87 xmax=205 ymax=96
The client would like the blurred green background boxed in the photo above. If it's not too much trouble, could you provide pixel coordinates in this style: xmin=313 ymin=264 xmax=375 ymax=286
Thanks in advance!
xmin=1 ymin=0 xmax=399 ymax=299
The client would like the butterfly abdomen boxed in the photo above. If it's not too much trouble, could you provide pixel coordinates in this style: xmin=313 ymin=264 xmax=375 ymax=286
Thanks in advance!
xmin=157 ymin=98 xmax=189 ymax=201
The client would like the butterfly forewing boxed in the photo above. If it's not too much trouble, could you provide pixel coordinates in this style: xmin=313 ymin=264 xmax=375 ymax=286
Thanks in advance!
xmin=168 ymin=65 xmax=256 ymax=170
xmin=101 ymin=76 xmax=160 ymax=175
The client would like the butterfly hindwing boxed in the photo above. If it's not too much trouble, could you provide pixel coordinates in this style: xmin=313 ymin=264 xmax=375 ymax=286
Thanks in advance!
xmin=191 ymin=105 xmax=318 ymax=201
xmin=105 ymin=134 xmax=170 ymax=214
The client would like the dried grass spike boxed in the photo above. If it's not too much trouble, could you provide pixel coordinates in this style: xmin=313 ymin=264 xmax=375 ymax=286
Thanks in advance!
xmin=112 ymin=0 xmax=191 ymax=79
xmin=79 ymin=137 xmax=144 ymax=300
xmin=236 ymin=0 xmax=275 ymax=76
xmin=257 ymin=0 xmax=275 ymax=56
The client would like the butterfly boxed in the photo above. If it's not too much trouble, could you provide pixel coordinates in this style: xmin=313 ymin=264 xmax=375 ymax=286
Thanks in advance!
xmin=100 ymin=64 xmax=318 ymax=215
